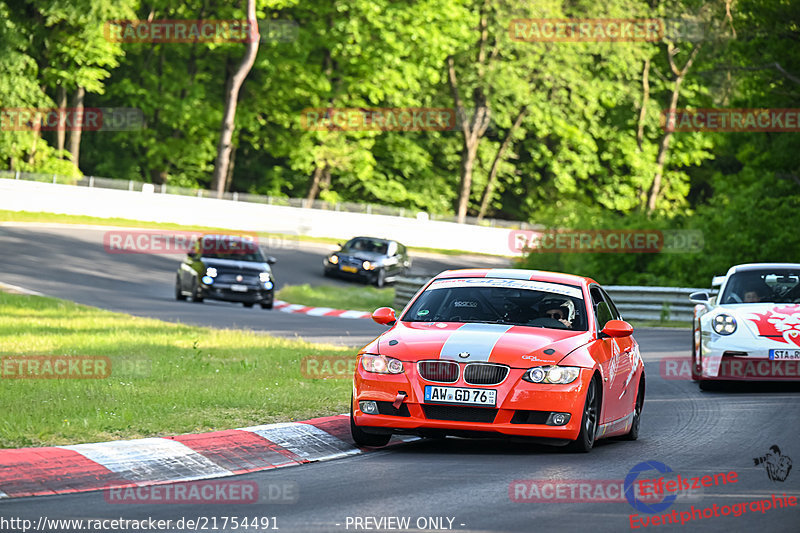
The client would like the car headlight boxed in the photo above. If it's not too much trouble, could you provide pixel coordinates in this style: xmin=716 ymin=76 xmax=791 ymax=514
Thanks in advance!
xmin=361 ymin=354 xmax=404 ymax=374
xmin=205 ymin=267 xmax=217 ymax=277
xmin=328 ymin=255 xmax=339 ymax=265
xmin=522 ymin=365 xmax=580 ymax=384
xmin=259 ymin=272 xmax=271 ymax=282
xmin=201 ymin=275 xmax=214 ymax=285
xmin=362 ymin=260 xmax=374 ymax=270
xmin=712 ymin=314 xmax=737 ymax=335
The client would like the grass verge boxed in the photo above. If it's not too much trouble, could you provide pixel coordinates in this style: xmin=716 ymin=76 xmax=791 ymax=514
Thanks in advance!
xmin=0 ymin=291 xmax=354 ymax=448
xmin=276 ymin=283 xmax=394 ymax=312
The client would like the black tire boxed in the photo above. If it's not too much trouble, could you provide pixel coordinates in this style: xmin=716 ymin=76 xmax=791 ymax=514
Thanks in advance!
xmin=191 ymin=281 xmax=204 ymax=303
xmin=261 ymin=301 xmax=274 ymax=309
xmin=350 ymin=399 xmax=391 ymax=447
xmin=622 ymin=377 xmax=645 ymax=441
xmin=691 ymin=322 xmax=701 ymax=381
xmin=175 ymin=277 xmax=186 ymax=301
xmin=323 ymin=268 xmax=333 ymax=278
xmin=699 ymin=380 xmax=720 ymax=391
xmin=374 ymin=269 xmax=386 ymax=288
xmin=243 ymin=302 xmax=254 ymax=308
xmin=566 ymin=377 xmax=600 ymax=453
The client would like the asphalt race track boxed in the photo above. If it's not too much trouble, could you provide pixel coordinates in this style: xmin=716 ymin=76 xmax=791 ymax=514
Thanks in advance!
xmin=0 ymin=224 xmax=508 ymax=346
xmin=1 ymin=224 xmax=799 ymax=532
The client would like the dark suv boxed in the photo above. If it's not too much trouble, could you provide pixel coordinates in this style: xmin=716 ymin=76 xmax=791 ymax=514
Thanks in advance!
xmin=323 ymin=236 xmax=411 ymax=287
xmin=175 ymin=235 xmax=276 ymax=308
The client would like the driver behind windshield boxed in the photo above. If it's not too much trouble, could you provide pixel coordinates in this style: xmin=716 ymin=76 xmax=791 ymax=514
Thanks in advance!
xmin=540 ymin=298 xmax=576 ymax=328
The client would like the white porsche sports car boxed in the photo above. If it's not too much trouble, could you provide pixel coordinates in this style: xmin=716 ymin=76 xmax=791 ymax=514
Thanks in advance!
xmin=689 ymin=263 xmax=800 ymax=389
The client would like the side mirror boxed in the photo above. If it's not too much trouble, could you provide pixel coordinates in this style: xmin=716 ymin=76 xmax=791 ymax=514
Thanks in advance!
xmin=266 ymin=256 xmax=277 ymax=265
xmin=372 ymin=307 xmax=397 ymax=326
xmin=601 ymin=319 xmax=633 ymax=338
xmin=689 ymin=291 xmax=711 ymax=309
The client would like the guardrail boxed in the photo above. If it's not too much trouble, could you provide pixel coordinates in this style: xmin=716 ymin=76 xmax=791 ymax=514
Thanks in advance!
xmin=392 ymin=276 xmax=716 ymax=322
xmin=0 ymin=169 xmax=538 ymax=230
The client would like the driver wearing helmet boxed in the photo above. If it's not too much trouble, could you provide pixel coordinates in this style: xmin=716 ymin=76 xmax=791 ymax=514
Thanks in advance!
xmin=541 ymin=297 xmax=576 ymax=328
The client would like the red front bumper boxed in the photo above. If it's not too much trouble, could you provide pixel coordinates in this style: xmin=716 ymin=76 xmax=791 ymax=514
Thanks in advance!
xmin=352 ymin=359 xmax=592 ymax=441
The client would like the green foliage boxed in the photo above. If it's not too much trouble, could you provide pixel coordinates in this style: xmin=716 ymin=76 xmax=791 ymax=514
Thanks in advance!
xmin=0 ymin=0 xmax=797 ymax=279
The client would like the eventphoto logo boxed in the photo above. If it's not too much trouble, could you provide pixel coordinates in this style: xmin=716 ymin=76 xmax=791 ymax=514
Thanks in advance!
xmin=0 ymin=108 xmax=144 ymax=132
xmin=300 ymin=108 xmax=457 ymax=132
xmin=509 ymin=18 xmax=663 ymax=42
xmin=662 ymin=108 xmax=800 ymax=132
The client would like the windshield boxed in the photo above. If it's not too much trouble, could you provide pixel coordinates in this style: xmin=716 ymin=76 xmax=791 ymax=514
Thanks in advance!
xmin=342 ymin=238 xmax=389 ymax=255
xmin=403 ymin=278 xmax=587 ymax=331
xmin=719 ymin=269 xmax=800 ymax=304
xmin=198 ymin=237 xmax=265 ymax=262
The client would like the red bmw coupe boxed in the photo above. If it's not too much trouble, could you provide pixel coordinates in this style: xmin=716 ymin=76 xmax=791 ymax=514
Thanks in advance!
xmin=350 ymin=269 xmax=645 ymax=452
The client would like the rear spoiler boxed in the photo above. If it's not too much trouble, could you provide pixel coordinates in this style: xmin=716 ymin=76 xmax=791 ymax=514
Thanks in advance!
xmin=711 ymin=275 xmax=725 ymax=287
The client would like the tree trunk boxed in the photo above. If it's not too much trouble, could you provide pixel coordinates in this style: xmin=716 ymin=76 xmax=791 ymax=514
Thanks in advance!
xmin=67 ymin=86 xmax=85 ymax=168
xmin=212 ymin=0 xmax=259 ymax=198
xmin=477 ymin=106 xmax=527 ymax=220
xmin=306 ymin=165 xmax=325 ymax=205
xmin=56 ymin=85 xmax=67 ymax=154
xmin=646 ymin=44 xmax=701 ymax=214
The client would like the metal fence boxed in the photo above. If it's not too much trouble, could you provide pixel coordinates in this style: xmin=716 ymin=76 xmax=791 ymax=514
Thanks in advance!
xmin=0 ymin=169 xmax=539 ymax=230
xmin=392 ymin=276 xmax=715 ymax=322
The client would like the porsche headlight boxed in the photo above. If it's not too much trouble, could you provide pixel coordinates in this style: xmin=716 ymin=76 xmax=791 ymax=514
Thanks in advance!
xmin=205 ymin=267 xmax=218 ymax=277
xmin=522 ymin=365 xmax=580 ymax=384
xmin=328 ymin=255 xmax=339 ymax=265
xmin=362 ymin=260 xmax=374 ymax=270
xmin=361 ymin=354 xmax=404 ymax=374
xmin=259 ymin=272 xmax=271 ymax=282
xmin=712 ymin=314 xmax=737 ymax=335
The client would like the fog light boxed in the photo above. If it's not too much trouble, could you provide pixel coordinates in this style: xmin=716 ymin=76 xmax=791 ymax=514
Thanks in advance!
xmin=359 ymin=401 xmax=379 ymax=414
xmin=262 ymin=281 xmax=273 ymax=290
xmin=201 ymin=275 xmax=214 ymax=285
xmin=546 ymin=412 xmax=571 ymax=426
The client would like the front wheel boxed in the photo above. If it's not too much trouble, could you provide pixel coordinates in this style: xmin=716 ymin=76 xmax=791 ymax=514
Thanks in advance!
xmin=350 ymin=399 xmax=391 ymax=447
xmin=374 ymin=269 xmax=386 ymax=288
xmin=622 ymin=378 xmax=644 ymax=441
xmin=175 ymin=276 xmax=186 ymax=301
xmin=566 ymin=377 xmax=599 ymax=453
xmin=261 ymin=301 xmax=273 ymax=309
xmin=191 ymin=281 xmax=204 ymax=303
xmin=243 ymin=302 xmax=254 ymax=308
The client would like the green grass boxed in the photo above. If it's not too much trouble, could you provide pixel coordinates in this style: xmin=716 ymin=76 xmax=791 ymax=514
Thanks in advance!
xmin=276 ymin=283 xmax=394 ymax=312
xmin=0 ymin=291 xmax=355 ymax=448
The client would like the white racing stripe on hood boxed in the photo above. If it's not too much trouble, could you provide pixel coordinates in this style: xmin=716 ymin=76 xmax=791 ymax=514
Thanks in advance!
xmin=439 ymin=323 xmax=512 ymax=362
